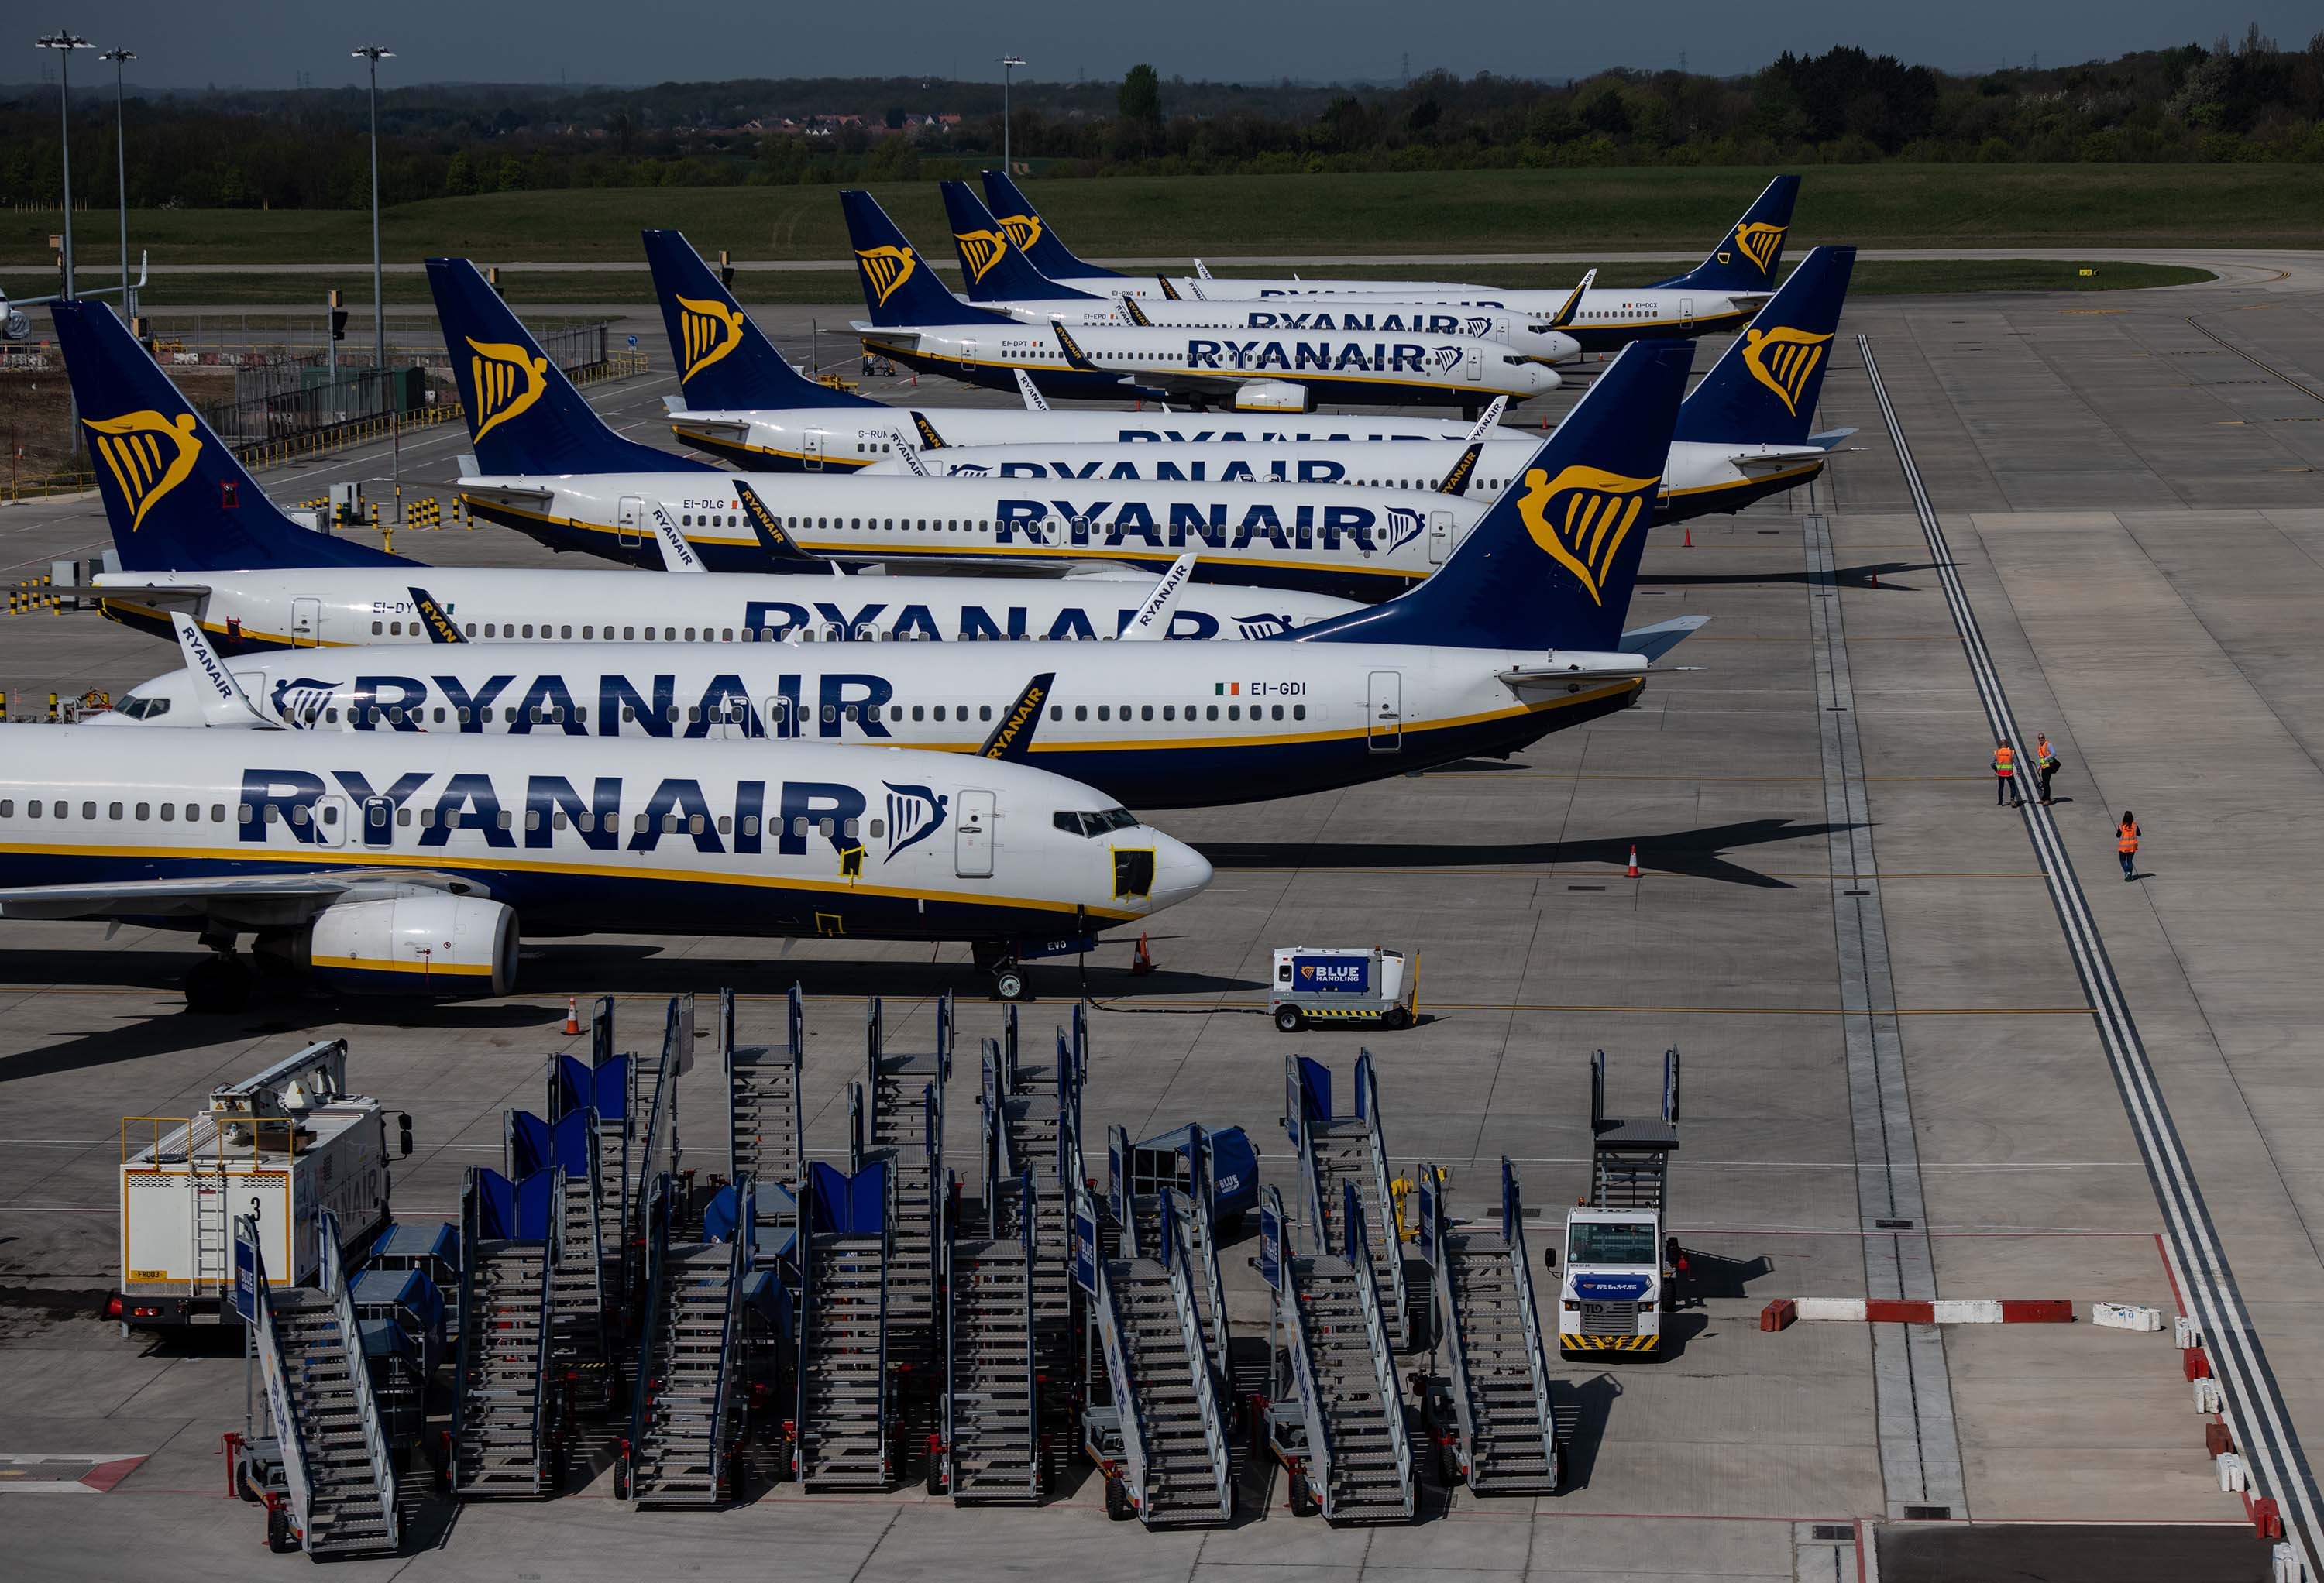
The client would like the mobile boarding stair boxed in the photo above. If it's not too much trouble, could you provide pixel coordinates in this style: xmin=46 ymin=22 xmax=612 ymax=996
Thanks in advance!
xmin=250 ymin=1208 xmax=403 ymax=1556
xmin=620 ymin=1174 xmax=775 ymax=1506
xmin=722 ymin=985 xmax=804 ymax=1219
xmin=1075 ymin=1155 xmax=1234 ymax=1526
xmin=1285 ymin=1053 xmax=1410 ymax=1348
xmin=795 ymin=1160 xmax=894 ymax=1489
xmin=552 ymin=1016 xmax=634 ymax=1330
xmin=507 ymin=1106 xmax=613 ymax=1410
xmin=450 ymin=1164 xmax=566 ymax=1498
xmin=861 ymin=996 xmax=950 ymax=1379
xmin=1590 ymin=1046 xmax=1680 ymax=1215
xmin=936 ymin=1159 xmax=1045 ymax=1502
xmin=1416 ymin=1161 xmax=1563 ymax=1495
xmin=1260 ymin=1177 xmax=1416 ymax=1524
xmin=985 ymin=1006 xmax=1080 ymax=1390
xmin=1122 ymin=1122 xmax=1232 ymax=1401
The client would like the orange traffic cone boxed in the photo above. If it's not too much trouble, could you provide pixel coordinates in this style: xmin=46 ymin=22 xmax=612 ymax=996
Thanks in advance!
xmin=564 ymin=996 xmax=580 ymax=1035
xmin=1129 ymin=933 xmax=1155 ymax=977
xmin=1626 ymin=845 xmax=1641 ymax=879
xmin=1682 ymin=526 xmax=1692 ymax=548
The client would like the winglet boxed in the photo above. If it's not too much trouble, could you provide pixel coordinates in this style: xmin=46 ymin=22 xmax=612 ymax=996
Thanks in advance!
xmin=1435 ymin=442 xmax=1483 ymax=497
xmin=909 ymin=410 xmax=949 ymax=448
xmin=1119 ymin=553 xmax=1197 ymax=640
xmin=1548 ymin=269 xmax=1597 ymax=331
xmin=649 ymin=506 xmax=706 ymax=573
xmin=408 ymin=585 xmax=466 ymax=641
xmin=172 ymin=614 xmax=274 ymax=728
xmin=886 ymin=434 xmax=930 ymax=477
xmin=1462 ymin=395 xmax=1508 ymax=443
xmin=734 ymin=481 xmax=821 ymax=564
xmin=1117 ymin=294 xmax=1153 ymax=329
xmin=976 ymin=673 xmax=1056 ymax=761
xmin=1050 ymin=323 xmax=1102 ymax=374
xmin=1194 ymin=259 xmax=1213 ymax=281
xmin=1012 ymin=368 xmax=1051 ymax=413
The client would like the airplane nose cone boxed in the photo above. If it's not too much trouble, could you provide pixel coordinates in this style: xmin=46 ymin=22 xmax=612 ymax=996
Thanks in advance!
xmin=1542 ymin=331 xmax=1582 ymax=362
xmin=1143 ymin=832 xmax=1214 ymax=913
xmin=1532 ymin=363 xmax=1561 ymax=391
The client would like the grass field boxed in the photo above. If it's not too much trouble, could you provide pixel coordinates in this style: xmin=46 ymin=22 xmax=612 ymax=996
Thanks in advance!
xmin=3 ymin=164 xmax=2318 ymax=269
xmin=9 ymin=258 xmax=2213 ymax=311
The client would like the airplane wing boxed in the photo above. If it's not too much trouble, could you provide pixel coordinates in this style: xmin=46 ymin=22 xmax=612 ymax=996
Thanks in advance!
xmin=649 ymin=506 xmax=707 ymax=573
xmin=1118 ymin=554 xmax=1197 ymax=641
xmin=1727 ymin=441 xmax=1849 ymax=477
xmin=171 ymin=615 xmax=277 ymax=728
xmin=0 ymin=870 xmax=473 ymax=925
xmin=975 ymin=673 xmax=1057 ymax=762
xmin=1013 ymin=368 xmax=1051 ymax=412
xmin=1618 ymin=616 xmax=1712 ymax=662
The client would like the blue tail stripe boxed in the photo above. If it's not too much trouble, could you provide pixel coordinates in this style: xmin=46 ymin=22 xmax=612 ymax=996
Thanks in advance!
xmin=837 ymin=191 xmax=1016 ymax=330
xmin=50 ymin=300 xmax=405 ymax=573
xmin=939 ymin=181 xmax=1098 ymax=304
xmin=641 ymin=229 xmax=879 ymax=413
xmin=425 ymin=257 xmax=710 ymax=476
xmin=1672 ymin=246 xmax=1855 ymax=447
xmin=1650 ymin=175 xmax=1801 ymax=294
xmin=978 ymin=170 xmax=1122 ymax=280
xmin=1288 ymin=340 xmax=1693 ymax=653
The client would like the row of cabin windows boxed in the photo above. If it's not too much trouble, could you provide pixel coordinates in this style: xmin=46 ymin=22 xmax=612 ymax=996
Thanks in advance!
xmin=0 ymin=795 xmax=878 ymax=842
xmin=299 ymin=697 xmax=1308 ymax=729
xmin=368 ymin=621 xmax=1096 ymax=642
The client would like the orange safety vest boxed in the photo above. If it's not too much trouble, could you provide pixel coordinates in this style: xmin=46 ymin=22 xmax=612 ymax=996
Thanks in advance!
xmin=1992 ymin=746 xmax=2015 ymax=778
xmin=2118 ymin=821 xmax=2140 ymax=855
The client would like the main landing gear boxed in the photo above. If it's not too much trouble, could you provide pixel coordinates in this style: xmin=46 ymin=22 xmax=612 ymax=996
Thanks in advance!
xmin=184 ymin=936 xmax=255 ymax=1015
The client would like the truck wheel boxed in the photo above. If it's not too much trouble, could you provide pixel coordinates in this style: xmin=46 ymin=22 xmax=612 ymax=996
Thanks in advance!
xmin=1288 ymin=1470 xmax=1319 ymax=1517
xmin=1105 ymin=1475 xmax=1133 ymax=1521
xmin=1381 ymin=1007 xmax=1411 ymax=1031
xmin=1441 ymin=1441 xmax=1464 ymax=1487
xmin=184 ymin=955 xmax=253 ymax=1015
xmin=1274 ymin=1005 xmax=1303 ymax=1033
xmin=265 ymin=1503 xmax=297 ymax=1554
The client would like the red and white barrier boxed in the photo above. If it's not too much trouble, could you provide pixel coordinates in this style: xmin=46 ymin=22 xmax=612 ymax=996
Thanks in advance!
xmin=1763 ymin=1296 xmax=2075 ymax=1327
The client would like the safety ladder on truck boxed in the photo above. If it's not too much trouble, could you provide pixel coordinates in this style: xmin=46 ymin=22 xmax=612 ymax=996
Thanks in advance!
xmin=861 ymin=995 xmax=949 ymax=1375
xmin=622 ymin=1175 xmax=755 ymax=1506
xmin=450 ymin=1164 xmax=565 ymax=1498
xmin=1286 ymin=1052 xmax=1409 ymax=1348
xmin=1263 ymin=1176 xmax=1415 ymax=1525
xmin=253 ymin=1209 xmax=401 ymax=1555
xmin=795 ymin=1160 xmax=892 ymax=1489
xmin=940 ymin=1159 xmax=1043 ymax=1502
xmin=509 ymin=1107 xmax=611 ymax=1411
xmin=1590 ymin=1047 xmax=1681 ymax=1214
xmin=1418 ymin=1160 xmax=1561 ymax=1495
xmin=1081 ymin=1142 xmax=1233 ymax=1527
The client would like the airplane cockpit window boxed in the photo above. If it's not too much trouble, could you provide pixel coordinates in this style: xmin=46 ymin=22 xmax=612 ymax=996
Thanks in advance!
xmin=1053 ymin=808 xmax=1140 ymax=838
xmin=118 ymin=694 xmax=171 ymax=719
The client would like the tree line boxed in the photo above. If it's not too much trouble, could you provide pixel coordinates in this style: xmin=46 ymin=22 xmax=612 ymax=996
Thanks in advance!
xmin=3 ymin=34 xmax=2320 ymax=211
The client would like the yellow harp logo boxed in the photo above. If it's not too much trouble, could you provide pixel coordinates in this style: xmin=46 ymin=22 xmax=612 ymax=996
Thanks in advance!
xmin=465 ymin=337 xmax=548 ymax=441
xmin=676 ymin=295 xmax=746 ymax=381
xmin=996 ymin=212 xmax=1043 ymax=254
xmin=1517 ymin=464 xmax=1659 ymax=606
xmin=85 ymin=410 xmax=202 ymax=533
xmin=1738 ymin=326 xmax=1831 ymax=417
xmin=1732 ymin=221 xmax=1786 ymax=274
xmin=954 ymin=228 xmax=1010 ymax=284
xmin=856 ymin=245 xmax=918 ymax=307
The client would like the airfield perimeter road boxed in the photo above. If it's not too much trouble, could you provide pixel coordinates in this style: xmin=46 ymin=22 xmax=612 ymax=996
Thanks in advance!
xmin=0 ymin=259 xmax=2320 ymax=1581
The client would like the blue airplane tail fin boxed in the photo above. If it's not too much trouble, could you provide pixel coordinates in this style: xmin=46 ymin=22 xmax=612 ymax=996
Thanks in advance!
xmin=1652 ymin=175 xmax=1800 ymax=294
xmin=979 ymin=169 xmax=1121 ymax=280
xmin=1673 ymin=246 xmax=1855 ymax=447
xmin=940 ymin=180 xmax=1098 ymax=304
xmin=642 ymin=229 xmax=878 ymax=412
xmin=838 ymin=191 xmax=1015 ymax=329
xmin=1294 ymin=340 xmax=1692 ymax=652
xmin=50 ymin=300 xmax=403 ymax=572
xmin=427 ymin=257 xmax=706 ymax=476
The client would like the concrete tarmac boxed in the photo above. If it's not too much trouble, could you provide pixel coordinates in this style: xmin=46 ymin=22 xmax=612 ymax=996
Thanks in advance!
xmin=1 ymin=264 xmax=2319 ymax=1578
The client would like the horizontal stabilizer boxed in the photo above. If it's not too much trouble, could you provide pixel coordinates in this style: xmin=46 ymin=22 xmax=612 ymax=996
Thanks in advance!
xmin=1617 ymin=616 xmax=1711 ymax=662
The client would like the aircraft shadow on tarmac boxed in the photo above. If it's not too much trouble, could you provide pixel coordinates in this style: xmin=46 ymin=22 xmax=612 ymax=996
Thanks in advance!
xmin=1640 ymin=558 xmax=1937 ymax=592
xmin=1196 ymin=817 xmax=1862 ymax=891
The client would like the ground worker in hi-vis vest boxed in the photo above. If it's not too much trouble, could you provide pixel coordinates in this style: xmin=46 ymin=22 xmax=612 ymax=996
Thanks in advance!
xmin=1992 ymin=741 xmax=2020 ymax=807
xmin=2118 ymin=812 xmax=2140 ymax=881
xmin=2036 ymin=733 xmax=2062 ymax=805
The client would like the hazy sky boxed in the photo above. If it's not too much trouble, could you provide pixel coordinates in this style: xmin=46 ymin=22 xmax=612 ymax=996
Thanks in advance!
xmin=18 ymin=1 xmax=2317 ymax=91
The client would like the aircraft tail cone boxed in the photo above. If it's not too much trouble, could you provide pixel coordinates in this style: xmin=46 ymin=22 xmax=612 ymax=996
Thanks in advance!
xmin=565 ymin=996 xmax=580 ymax=1036
xmin=1129 ymin=933 xmax=1155 ymax=977
xmin=1627 ymin=845 xmax=1641 ymax=879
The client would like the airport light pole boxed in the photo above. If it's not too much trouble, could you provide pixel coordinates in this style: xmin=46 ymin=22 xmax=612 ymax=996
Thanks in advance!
xmin=100 ymin=47 xmax=133 ymax=318
xmin=999 ymin=54 xmax=1025 ymax=175
xmin=36 ymin=29 xmax=93 ymax=301
xmin=353 ymin=45 xmax=398 ymax=529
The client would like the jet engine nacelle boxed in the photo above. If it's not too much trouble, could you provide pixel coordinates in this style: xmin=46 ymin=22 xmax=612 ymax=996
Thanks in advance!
xmin=284 ymin=895 xmax=519 ymax=998
xmin=1231 ymin=380 xmax=1315 ymax=414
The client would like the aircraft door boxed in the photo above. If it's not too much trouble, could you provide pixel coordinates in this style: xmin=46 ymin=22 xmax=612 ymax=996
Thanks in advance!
xmin=707 ymin=699 xmax=748 ymax=740
xmin=1367 ymin=670 xmax=1403 ymax=753
xmin=311 ymin=795 xmax=349 ymax=849
xmin=954 ymin=788 xmax=995 ymax=878
xmin=1679 ymin=297 xmax=1693 ymax=327
xmin=290 ymin=598 xmax=321 ymax=647
xmin=803 ymin=431 xmax=824 ymax=472
xmin=360 ymin=795 xmax=393 ymax=842
xmin=1428 ymin=510 xmax=1454 ymax=565
xmin=1463 ymin=347 xmax=1483 ymax=383
xmin=761 ymin=695 xmax=794 ymax=740
xmin=957 ymin=339 xmax=978 ymax=373
xmin=617 ymin=496 xmax=645 ymax=548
